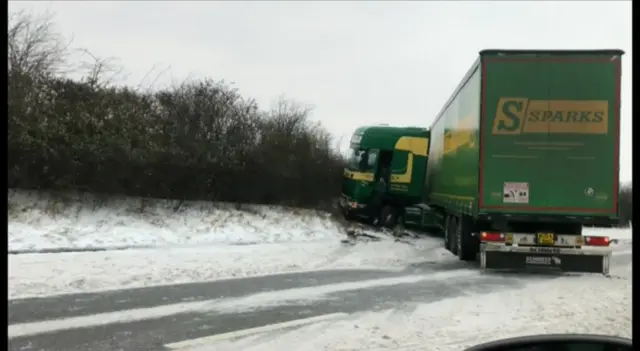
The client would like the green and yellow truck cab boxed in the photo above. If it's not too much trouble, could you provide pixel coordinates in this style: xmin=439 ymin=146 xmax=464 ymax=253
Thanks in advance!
xmin=339 ymin=125 xmax=429 ymax=226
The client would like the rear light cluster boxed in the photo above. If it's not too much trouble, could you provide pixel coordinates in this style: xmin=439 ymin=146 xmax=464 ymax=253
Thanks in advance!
xmin=480 ymin=232 xmax=505 ymax=242
xmin=479 ymin=232 xmax=611 ymax=247
xmin=583 ymin=236 xmax=610 ymax=246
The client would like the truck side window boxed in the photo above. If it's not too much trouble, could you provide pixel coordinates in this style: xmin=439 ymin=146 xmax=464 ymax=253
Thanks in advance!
xmin=390 ymin=151 xmax=409 ymax=173
xmin=367 ymin=149 xmax=379 ymax=168
xmin=358 ymin=150 xmax=369 ymax=170
xmin=355 ymin=148 xmax=378 ymax=172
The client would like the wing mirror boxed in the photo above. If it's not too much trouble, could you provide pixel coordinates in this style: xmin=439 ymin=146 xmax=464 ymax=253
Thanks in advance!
xmin=464 ymin=334 xmax=632 ymax=351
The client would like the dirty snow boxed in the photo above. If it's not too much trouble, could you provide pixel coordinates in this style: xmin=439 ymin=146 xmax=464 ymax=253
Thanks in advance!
xmin=207 ymin=263 xmax=632 ymax=351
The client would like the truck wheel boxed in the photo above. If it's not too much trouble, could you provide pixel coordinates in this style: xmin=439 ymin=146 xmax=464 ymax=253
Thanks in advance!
xmin=449 ymin=216 xmax=459 ymax=255
xmin=380 ymin=205 xmax=398 ymax=229
xmin=343 ymin=211 xmax=355 ymax=221
xmin=456 ymin=215 xmax=477 ymax=262
xmin=444 ymin=216 xmax=452 ymax=250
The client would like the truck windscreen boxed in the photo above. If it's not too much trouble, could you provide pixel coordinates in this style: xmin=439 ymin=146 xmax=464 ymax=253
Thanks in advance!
xmin=346 ymin=148 xmax=375 ymax=172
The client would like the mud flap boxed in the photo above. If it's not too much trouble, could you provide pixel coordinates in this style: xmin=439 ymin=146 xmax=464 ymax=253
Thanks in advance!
xmin=480 ymin=250 xmax=610 ymax=275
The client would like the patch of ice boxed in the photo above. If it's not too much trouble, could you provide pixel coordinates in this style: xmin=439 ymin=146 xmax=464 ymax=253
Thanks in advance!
xmin=208 ymin=270 xmax=477 ymax=314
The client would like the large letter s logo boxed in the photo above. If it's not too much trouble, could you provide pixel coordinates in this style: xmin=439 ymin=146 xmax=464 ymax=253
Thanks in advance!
xmin=492 ymin=98 xmax=529 ymax=135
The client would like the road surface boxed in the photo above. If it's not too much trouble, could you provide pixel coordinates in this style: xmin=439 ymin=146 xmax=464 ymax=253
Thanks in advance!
xmin=8 ymin=262 xmax=555 ymax=351
xmin=9 ymin=252 xmax=631 ymax=351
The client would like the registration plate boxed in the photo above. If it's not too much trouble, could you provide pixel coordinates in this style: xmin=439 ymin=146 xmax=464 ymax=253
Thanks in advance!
xmin=537 ymin=233 xmax=555 ymax=246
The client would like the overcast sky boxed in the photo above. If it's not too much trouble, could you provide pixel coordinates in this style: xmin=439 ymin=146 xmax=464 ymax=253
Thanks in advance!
xmin=9 ymin=1 xmax=632 ymax=182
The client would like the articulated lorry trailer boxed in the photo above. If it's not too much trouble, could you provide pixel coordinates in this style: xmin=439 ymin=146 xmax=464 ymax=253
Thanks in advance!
xmin=339 ymin=49 xmax=624 ymax=274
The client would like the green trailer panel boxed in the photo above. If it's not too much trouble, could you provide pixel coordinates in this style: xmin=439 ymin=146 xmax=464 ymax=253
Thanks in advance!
xmin=479 ymin=50 xmax=622 ymax=216
xmin=425 ymin=62 xmax=482 ymax=216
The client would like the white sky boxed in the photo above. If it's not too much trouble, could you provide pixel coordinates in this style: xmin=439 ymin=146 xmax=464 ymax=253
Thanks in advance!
xmin=9 ymin=1 xmax=632 ymax=182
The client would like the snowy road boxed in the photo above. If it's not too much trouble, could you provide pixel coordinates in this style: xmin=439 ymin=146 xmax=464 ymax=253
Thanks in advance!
xmin=8 ymin=251 xmax=632 ymax=351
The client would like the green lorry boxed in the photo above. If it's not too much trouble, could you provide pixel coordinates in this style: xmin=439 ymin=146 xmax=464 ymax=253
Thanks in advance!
xmin=340 ymin=125 xmax=430 ymax=226
xmin=339 ymin=49 xmax=624 ymax=274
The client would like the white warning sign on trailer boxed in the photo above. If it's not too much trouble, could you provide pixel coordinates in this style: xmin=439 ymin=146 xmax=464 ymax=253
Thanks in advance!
xmin=503 ymin=182 xmax=529 ymax=204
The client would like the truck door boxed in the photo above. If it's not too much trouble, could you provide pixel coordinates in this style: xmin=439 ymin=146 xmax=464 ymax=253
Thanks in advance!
xmin=482 ymin=58 xmax=550 ymax=211
xmin=522 ymin=61 xmax=552 ymax=211
xmin=377 ymin=150 xmax=393 ymax=182
xmin=544 ymin=57 xmax=618 ymax=214
xmin=540 ymin=61 xmax=552 ymax=211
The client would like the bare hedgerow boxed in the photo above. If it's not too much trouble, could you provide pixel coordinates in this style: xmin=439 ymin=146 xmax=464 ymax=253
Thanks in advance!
xmin=7 ymin=9 xmax=346 ymax=210
xmin=8 ymin=10 xmax=70 ymax=77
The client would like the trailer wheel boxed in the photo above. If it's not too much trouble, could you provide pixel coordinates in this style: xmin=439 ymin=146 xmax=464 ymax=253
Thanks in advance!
xmin=343 ymin=211 xmax=356 ymax=221
xmin=456 ymin=215 xmax=477 ymax=262
xmin=448 ymin=216 xmax=459 ymax=255
xmin=380 ymin=205 xmax=398 ymax=229
xmin=444 ymin=216 xmax=452 ymax=251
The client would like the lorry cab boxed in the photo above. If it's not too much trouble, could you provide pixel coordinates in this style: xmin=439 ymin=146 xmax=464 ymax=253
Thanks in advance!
xmin=340 ymin=125 xmax=430 ymax=226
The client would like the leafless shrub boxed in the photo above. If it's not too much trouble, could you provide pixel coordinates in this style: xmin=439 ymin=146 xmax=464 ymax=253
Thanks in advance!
xmin=8 ymin=10 xmax=347 ymax=210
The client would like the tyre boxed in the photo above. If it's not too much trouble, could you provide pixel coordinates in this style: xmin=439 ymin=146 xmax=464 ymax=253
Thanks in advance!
xmin=444 ymin=215 xmax=452 ymax=251
xmin=343 ymin=211 xmax=356 ymax=221
xmin=456 ymin=215 xmax=478 ymax=262
xmin=380 ymin=205 xmax=398 ymax=229
xmin=449 ymin=216 xmax=459 ymax=255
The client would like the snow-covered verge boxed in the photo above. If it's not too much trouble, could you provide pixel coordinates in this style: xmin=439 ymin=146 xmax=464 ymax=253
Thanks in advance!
xmin=8 ymin=189 xmax=455 ymax=298
xmin=211 ymin=263 xmax=632 ymax=351
xmin=8 ymin=237 xmax=453 ymax=299
xmin=8 ymin=189 xmax=632 ymax=300
xmin=9 ymin=189 xmax=632 ymax=252
xmin=8 ymin=189 xmax=345 ymax=251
